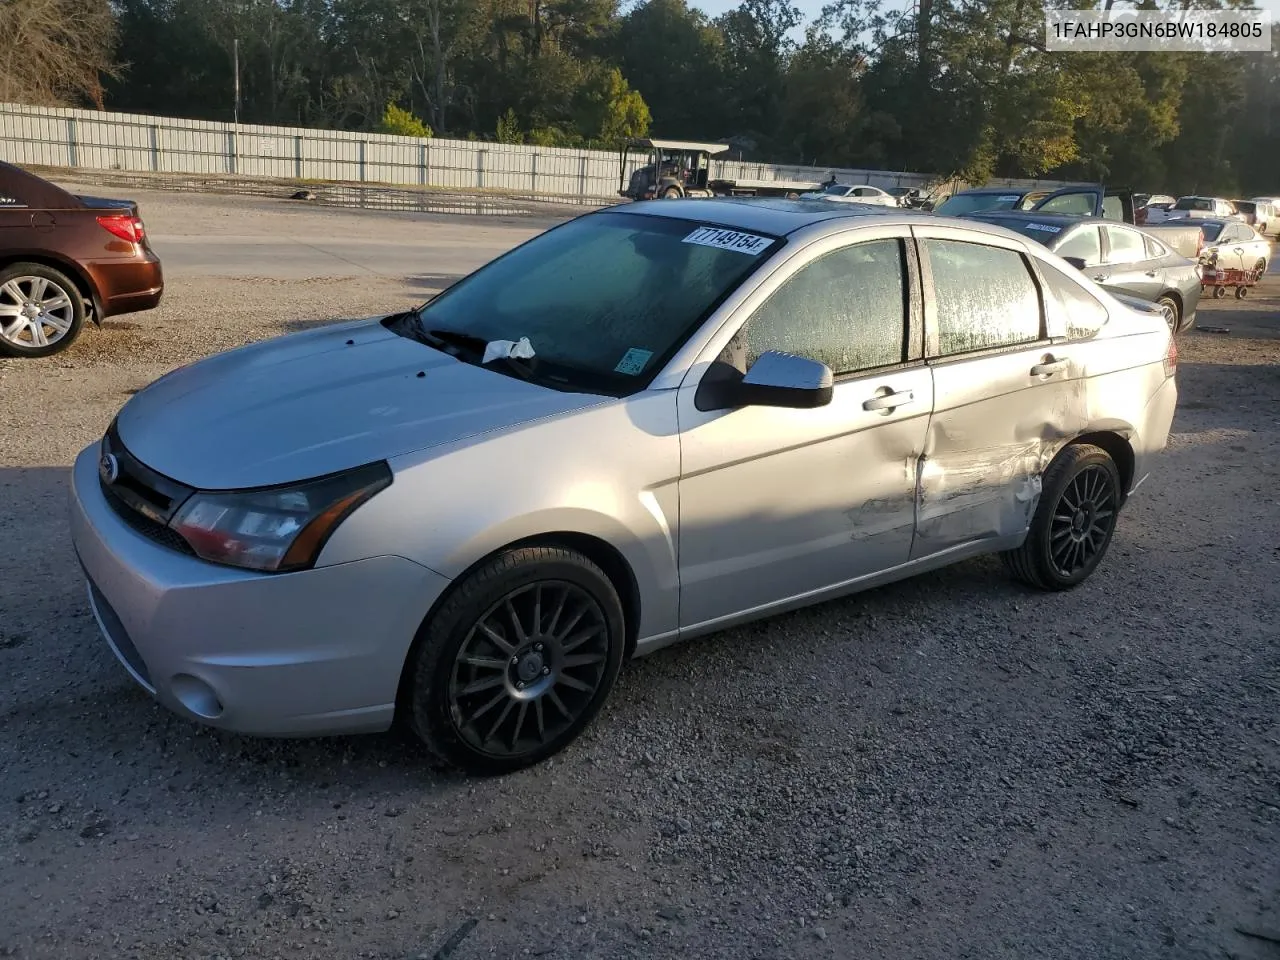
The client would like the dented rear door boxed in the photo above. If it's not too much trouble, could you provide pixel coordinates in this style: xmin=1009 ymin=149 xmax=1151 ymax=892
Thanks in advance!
xmin=910 ymin=227 xmax=1087 ymax=558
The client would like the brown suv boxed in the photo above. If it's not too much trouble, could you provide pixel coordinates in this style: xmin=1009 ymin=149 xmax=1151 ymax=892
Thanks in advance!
xmin=0 ymin=161 xmax=163 ymax=358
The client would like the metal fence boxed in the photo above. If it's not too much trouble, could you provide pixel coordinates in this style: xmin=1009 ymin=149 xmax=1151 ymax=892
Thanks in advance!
xmin=0 ymin=102 xmax=1078 ymax=199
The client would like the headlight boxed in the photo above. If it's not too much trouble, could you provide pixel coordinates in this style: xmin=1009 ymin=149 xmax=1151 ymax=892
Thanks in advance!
xmin=169 ymin=462 xmax=392 ymax=572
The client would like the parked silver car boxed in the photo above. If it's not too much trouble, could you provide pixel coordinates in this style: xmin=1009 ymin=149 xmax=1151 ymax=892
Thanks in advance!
xmin=70 ymin=200 xmax=1179 ymax=773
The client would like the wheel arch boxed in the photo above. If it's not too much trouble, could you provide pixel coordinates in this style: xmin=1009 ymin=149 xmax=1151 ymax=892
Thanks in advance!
xmin=393 ymin=531 xmax=644 ymax=719
xmin=0 ymin=252 xmax=103 ymax=322
xmin=1068 ymin=430 xmax=1136 ymax=500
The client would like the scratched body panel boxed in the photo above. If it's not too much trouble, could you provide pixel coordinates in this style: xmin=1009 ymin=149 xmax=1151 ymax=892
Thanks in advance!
xmin=677 ymin=365 xmax=933 ymax=628
xmin=912 ymin=347 xmax=1087 ymax=556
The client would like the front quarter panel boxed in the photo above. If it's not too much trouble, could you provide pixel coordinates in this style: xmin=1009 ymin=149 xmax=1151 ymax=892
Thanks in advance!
xmin=318 ymin=391 xmax=683 ymax=643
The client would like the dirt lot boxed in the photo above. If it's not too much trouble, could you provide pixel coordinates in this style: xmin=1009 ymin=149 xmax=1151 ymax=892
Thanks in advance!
xmin=1 ymin=189 xmax=1278 ymax=960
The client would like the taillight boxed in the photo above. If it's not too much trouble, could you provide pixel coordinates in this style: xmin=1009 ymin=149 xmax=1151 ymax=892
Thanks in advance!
xmin=1164 ymin=333 xmax=1177 ymax=379
xmin=97 ymin=215 xmax=145 ymax=244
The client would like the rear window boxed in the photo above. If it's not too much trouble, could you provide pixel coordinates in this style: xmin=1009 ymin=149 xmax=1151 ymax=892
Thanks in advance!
xmin=935 ymin=193 xmax=1023 ymax=216
xmin=1199 ymin=222 xmax=1225 ymax=242
xmin=1174 ymin=197 xmax=1213 ymax=211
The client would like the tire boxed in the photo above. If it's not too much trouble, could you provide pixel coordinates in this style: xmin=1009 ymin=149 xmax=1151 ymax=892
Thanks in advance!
xmin=403 ymin=546 xmax=626 ymax=775
xmin=1235 ymin=285 xmax=1248 ymax=300
xmin=1156 ymin=295 xmax=1179 ymax=333
xmin=660 ymin=187 xmax=681 ymax=199
xmin=0 ymin=262 xmax=85 ymax=358
xmin=1212 ymin=285 xmax=1227 ymax=299
xmin=1254 ymin=258 xmax=1267 ymax=276
xmin=1001 ymin=443 xmax=1122 ymax=592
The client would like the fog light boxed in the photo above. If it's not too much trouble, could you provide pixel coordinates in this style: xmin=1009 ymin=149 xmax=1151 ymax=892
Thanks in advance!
xmin=171 ymin=674 xmax=224 ymax=719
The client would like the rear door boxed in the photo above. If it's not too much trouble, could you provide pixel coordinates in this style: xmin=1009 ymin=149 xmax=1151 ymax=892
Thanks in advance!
xmin=1214 ymin=224 xmax=1248 ymax=272
xmin=1098 ymin=224 xmax=1163 ymax=301
xmin=910 ymin=225 xmax=1086 ymax=556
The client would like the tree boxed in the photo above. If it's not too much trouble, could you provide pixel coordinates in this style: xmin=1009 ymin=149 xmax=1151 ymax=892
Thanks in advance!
xmin=0 ymin=0 xmax=118 ymax=108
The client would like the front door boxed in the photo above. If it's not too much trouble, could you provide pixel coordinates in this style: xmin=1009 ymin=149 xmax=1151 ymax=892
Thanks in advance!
xmin=677 ymin=233 xmax=931 ymax=630
xmin=910 ymin=227 xmax=1087 ymax=556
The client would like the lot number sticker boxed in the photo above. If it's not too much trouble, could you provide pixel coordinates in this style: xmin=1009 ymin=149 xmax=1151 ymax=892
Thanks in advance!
xmin=1025 ymin=222 xmax=1063 ymax=233
xmin=683 ymin=226 xmax=773 ymax=256
xmin=614 ymin=347 xmax=654 ymax=375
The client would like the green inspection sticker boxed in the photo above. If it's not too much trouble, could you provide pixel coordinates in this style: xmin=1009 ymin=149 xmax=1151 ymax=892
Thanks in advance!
xmin=614 ymin=347 xmax=653 ymax=375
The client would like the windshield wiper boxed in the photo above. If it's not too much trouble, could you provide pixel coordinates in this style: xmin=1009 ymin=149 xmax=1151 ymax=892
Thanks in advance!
xmin=421 ymin=328 xmax=538 ymax=382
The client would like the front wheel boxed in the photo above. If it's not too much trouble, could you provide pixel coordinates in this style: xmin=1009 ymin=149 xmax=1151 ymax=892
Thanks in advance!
xmin=660 ymin=187 xmax=682 ymax=199
xmin=403 ymin=547 xmax=626 ymax=774
xmin=1254 ymin=258 xmax=1267 ymax=277
xmin=1212 ymin=285 xmax=1227 ymax=299
xmin=0 ymin=263 xmax=85 ymax=358
xmin=1002 ymin=443 xmax=1122 ymax=591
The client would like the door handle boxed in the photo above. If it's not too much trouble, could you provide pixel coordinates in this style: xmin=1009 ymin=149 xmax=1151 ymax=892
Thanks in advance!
xmin=862 ymin=389 xmax=914 ymax=412
xmin=1031 ymin=359 xmax=1068 ymax=377
xmin=1090 ymin=273 xmax=1110 ymax=282
xmin=1144 ymin=270 xmax=1158 ymax=277
xmin=1234 ymin=247 xmax=1244 ymax=254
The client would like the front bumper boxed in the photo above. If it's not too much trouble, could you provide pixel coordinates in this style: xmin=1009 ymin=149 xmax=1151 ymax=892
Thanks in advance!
xmin=69 ymin=444 xmax=451 ymax=736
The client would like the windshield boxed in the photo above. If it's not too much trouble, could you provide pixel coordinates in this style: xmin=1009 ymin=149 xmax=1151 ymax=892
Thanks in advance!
xmin=935 ymin=192 xmax=1023 ymax=215
xmin=406 ymin=211 xmax=781 ymax=394
xmin=1174 ymin=197 xmax=1213 ymax=211
xmin=1198 ymin=222 xmax=1225 ymax=242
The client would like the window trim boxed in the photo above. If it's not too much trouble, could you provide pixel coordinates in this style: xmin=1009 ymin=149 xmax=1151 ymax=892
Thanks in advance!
xmin=913 ymin=229 xmax=1049 ymax=362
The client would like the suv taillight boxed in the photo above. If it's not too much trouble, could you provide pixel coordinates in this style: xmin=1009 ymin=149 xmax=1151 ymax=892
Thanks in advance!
xmin=97 ymin=215 xmax=145 ymax=244
xmin=1164 ymin=332 xmax=1177 ymax=379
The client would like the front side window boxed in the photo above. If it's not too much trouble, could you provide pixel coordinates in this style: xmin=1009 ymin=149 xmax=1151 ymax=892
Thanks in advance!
xmin=924 ymin=239 xmax=1042 ymax=355
xmin=1055 ymin=226 xmax=1102 ymax=265
xmin=727 ymin=239 xmax=907 ymax=375
xmin=1103 ymin=226 xmax=1147 ymax=265
xmin=408 ymin=212 xmax=780 ymax=393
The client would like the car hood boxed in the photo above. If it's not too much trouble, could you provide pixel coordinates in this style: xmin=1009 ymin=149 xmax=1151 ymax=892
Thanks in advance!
xmin=115 ymin=317 xmax=608 ymax=489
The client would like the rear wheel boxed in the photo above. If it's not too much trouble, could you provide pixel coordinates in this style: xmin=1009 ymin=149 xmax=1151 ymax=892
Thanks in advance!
xmin=1156 ymin=295 xmax=1179 ymax=333
xmin=403 ymin=547 xmax=626 ymax=774
xmin=1002 ymin=443 xmax=1122 ymax=591
xmin=0 ymin=263 xmax=85 ymax=358
xmin=1236 ymin=285 xmax=1249 ymax=300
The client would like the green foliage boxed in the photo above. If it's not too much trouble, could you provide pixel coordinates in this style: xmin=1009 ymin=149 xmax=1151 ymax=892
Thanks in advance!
xmin=495 ymin=108 xmax=524 ymax=144
xmin=376 ymin=102 xmax=434 ymax=138
xmin=101 ymin=0 xmax=1280 ymax=195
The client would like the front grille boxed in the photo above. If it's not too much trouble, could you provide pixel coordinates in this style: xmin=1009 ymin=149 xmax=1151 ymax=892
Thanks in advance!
xmin=87 ymin=577 xmax=154 ymax=690
xmin=101 ymin=481 xmax=195 ymax=555
xmin=98 ymin=422 xmax=197 ymax=557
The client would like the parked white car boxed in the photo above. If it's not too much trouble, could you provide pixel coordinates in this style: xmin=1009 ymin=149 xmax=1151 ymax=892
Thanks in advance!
xmin=802 ymin=183 xmax=899 ymax=207
xmin=1165 ymin=197 xmax=1242 ymax=222
xmin=1197 ymin=219 xmax=1272 ymax=275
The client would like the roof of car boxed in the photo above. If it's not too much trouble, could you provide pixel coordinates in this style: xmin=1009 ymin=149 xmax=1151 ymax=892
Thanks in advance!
xmin=613 ymin=196 xmax=942 ymax=236
xmin=964 ymin=211 xmax=1112 ymax=228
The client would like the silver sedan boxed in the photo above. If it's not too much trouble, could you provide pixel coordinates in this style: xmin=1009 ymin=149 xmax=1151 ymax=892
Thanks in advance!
xmin=70 ymin=200 xmax=1179 ymax=773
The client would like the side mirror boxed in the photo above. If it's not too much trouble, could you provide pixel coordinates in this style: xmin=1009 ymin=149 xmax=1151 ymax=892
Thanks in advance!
xmin=1062 ymin=256 xmax=1087 ymax=271
xmin=734 ymin=351 xmax=834 ymax=409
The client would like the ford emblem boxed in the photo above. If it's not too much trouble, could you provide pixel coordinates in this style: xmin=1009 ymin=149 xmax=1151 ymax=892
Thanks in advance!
xmin=99 ymin=452 xmax=120 ymax=485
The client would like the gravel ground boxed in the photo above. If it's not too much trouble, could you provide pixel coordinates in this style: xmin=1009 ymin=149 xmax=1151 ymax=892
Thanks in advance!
xmin=1 ymin=190 xmax=1278 ymax=960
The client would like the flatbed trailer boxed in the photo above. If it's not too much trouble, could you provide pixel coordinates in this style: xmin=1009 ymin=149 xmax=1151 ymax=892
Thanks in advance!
xmin=708 ymin=178 xmax=821 ymax=198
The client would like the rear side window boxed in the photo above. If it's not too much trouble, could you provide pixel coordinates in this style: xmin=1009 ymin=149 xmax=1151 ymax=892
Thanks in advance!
xmin=1104 ymin=226 xmax=1147 ymax=264
xmin=1039 ymin=264 xmax=1109 ymax=340
xmin=924 ymin=239 xmax=1041 ymax=355
xmin=1056 ymin=226 xmax=1102 ymax=265
xmin=1144 ymin=236 xmax=1168 ymax=258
